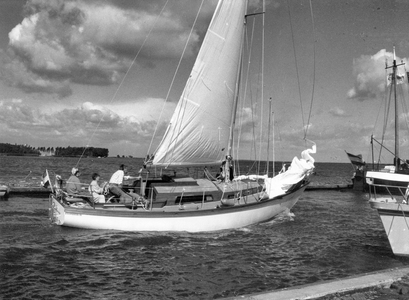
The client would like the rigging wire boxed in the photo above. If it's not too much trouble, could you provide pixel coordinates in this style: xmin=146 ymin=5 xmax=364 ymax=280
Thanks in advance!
xmin=286 ymin=0 xmax=305 ymax=132
xmin=379 ymin=79 xmax=393 ymax=163
xmin=245 ymin=14 xmax=263 ymax=176
xmin=304 ymin=0 xmax=316 ymax=139
xmin=286 ymin=0 xmax=316 ymax=140
xmin=235 ymin=15 xmax=257 ymax=176
xmin=257 ymin=0 xmax=266 ymax=175
xmin=399 ymin=65 xmax=409 ymax=133
xmin=371 ymin=63 xmax=388 ymax=138
xmin=73 ymin=0 xmax=170 ymax=168
xmin=146 ymin=0 xmax=206 ymax=158
xmin=369 ymin=73 xmax=386 ymax=163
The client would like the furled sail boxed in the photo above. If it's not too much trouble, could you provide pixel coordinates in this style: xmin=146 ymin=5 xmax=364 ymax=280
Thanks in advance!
xmin=152 ymin=0 xmax=248 ymax=167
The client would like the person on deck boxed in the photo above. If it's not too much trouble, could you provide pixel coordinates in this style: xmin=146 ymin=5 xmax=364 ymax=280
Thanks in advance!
xmin=89 ymin=173 xmax=106 ymax=203
xmin=217 ymin=156 xmax=234 ymax=182
xmin=66 ymin=168 xmax=83 ymax=195
xmin=217 ymin=160 xmax=226 ymax=181
xmin=108 ymin=164 xmax=141 ymax=203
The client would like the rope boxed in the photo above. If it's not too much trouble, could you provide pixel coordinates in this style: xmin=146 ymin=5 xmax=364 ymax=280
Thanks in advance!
xmin=371 ymin=65 xmax=388 ymax=138
xmin=203 ymin=168 xmax=218 ymax=181
xmin=257 ymin=1 xmax=266 ymax=174
xmin=147 ymin=0 xmax=206 ymax=157
xmin=73 ymin=0 xmax=170 ymax=168
xmin=247 ymin=20 xmax=258 ymax=168
xmin=286 ymin=0 xmax=305 ymax=131
xmin=236 ymin=17 xmax=256 ymax=176
xmin=398 ymin=73 xmax=409 ymax=131
xmin=286 ymin=0 xmax=317 ymax=140
xmin=303 ymin=0 xmax=316 ymax=139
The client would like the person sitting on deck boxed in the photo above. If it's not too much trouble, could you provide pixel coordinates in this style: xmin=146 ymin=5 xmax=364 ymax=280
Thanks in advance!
xmin=89 ymin=173 xmax=106 ymax=203
xmin=108 ymin=164 xmax=141 ymax=203
xmin=66 ymin=168 xmax=84 ymax=195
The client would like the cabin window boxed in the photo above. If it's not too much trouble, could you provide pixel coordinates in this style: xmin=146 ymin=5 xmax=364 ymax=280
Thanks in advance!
xmin=227 ymin=192 xmax=243 ymax=199
xmin=175 ymin=194 xmax=213 ymax=204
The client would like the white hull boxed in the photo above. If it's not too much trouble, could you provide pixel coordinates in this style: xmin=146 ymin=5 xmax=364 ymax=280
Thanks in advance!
xmin=369 ymin=200 xmax=409 ymax=256
xmin=49 ymin=185 xmax=307 ymax=232
xmin=367 ymin=170 xmax=409 ymax=256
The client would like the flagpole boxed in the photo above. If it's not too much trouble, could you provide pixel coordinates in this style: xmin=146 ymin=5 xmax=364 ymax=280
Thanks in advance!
xmin=46 ymin=169 xmax=54 ymax=193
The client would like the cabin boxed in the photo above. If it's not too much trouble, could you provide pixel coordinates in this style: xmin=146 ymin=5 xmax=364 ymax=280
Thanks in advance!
xmin=124 ymin=175 xmax=264 ymax=209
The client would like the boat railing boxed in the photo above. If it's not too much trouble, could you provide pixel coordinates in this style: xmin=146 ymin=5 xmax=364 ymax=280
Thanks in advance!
xmin=367 ymin=181 xmax=407 ymax=202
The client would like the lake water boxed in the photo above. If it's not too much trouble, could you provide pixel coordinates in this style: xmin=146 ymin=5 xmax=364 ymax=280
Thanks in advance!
xmin=1 ymin=156 xmax=409 ymax=299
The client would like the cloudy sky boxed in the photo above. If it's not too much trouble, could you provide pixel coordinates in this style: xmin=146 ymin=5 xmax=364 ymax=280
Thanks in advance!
xmin=1 ymin=0 xmax=409 ymax=163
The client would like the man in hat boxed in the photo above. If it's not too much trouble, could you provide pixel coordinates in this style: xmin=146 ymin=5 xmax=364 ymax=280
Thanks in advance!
xmin=66 ymin=167 xmax=83 ymax=195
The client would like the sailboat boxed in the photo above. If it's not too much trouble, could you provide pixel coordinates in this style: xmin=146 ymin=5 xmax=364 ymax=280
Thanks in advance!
xmin=48 ymin=0 xmax=316 ymax=232
xmin=366 ymin=47 xmax=409 ymax=255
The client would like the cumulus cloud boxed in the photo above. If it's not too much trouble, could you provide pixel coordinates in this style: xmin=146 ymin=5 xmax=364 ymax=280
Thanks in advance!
xmin=0 ymin=99 xmax=168 ymax=153
xmin=0 ymin=0 xmax=216 ymax=97
xmin=104 ymin=98 xmax=176 ymax=123
xmin=348 ymin=49 xmax=408 ymax=101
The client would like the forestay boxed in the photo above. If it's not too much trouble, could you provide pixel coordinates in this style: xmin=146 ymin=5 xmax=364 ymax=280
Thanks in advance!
xmin=153 ymin=0 xmax=248 ymax=167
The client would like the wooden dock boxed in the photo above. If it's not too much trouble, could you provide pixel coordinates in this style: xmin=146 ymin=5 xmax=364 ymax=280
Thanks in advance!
xmin=306 ymin=181 xmax=353 ymax=190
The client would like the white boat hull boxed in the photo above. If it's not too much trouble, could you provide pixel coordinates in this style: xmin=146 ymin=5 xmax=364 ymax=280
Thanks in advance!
xmin=369 ymin=200 xmax=409 ymax=256
xmin=0 ymin=185 xmax=9 ymax=199
xmin=367 ymin=170 xmax=409 ymax=256
xmin=49 ymin=185 xmax=307 ymax=232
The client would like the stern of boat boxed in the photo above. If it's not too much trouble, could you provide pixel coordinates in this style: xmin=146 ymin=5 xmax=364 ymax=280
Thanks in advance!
xmin=49 ymin=194 xmax=65 ymax=225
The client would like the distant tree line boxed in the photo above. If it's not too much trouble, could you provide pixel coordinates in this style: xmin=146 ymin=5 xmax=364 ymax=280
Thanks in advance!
xmin=0 ymin=143 xmax=108 ymax=157
xmin=0 ymin=143 xmax=40 ymax=155
xmin=55 ymin=146 xmax=108 ymax=157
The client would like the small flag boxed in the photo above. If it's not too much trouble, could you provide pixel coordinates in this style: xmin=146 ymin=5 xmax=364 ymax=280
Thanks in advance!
xmin=41 ymin=170 xmax=51 ymax=188
xmin=345 ymin=151 xmax=365 ymax=166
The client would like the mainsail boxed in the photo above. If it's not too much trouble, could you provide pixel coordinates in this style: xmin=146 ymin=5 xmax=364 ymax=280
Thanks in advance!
xmin=152 ymin=0 xmax=248 ymax=167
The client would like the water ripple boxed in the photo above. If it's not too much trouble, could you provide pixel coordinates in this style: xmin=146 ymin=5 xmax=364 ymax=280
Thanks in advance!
xmin=2 ymin=161 xmax=409 ymax=299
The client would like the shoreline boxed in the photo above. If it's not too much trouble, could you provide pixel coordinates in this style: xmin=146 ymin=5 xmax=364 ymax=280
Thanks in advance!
xmin=224 ymin=266 xmax=409 ymax=300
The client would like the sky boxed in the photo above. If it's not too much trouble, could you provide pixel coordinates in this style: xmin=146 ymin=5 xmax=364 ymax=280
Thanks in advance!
xmin=1 ymin=0 xmax=409 ymax=163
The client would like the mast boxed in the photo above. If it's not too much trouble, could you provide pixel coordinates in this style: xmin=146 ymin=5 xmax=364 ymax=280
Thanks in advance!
xmin=225 ymin=31 xmax=244 ymax=182
xmin=386 ymin=46 xmax=404 ymax=171
xmin=227 ymin=26 xmax=245 ymax=159
xmin=225 ymin=2 xmax=257 ymax=183
xmin=226 ymin=6 xmax=264 ymax=179
xmin=386 ymin=46 xmax=404 ymax=169
xmin=393 ymin=47 xmax=399 ymax=168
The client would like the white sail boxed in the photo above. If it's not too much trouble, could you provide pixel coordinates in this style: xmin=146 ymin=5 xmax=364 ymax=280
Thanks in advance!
xmin=152 ymin=0 xmax=248 ymax=167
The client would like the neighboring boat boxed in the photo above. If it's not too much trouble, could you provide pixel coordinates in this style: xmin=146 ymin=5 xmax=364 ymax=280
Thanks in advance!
xmin=368 ymin=172 xmax=409 ymax=256
xmin=367 ymin=47 xmax=409 ymax=255
xmin=48 ymin=0 xmax=316 ymax=232
xmin=345 ymin=151 xmax=366 ymax=191
xmin=0 ymin=184 xmax=10 ymax=199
